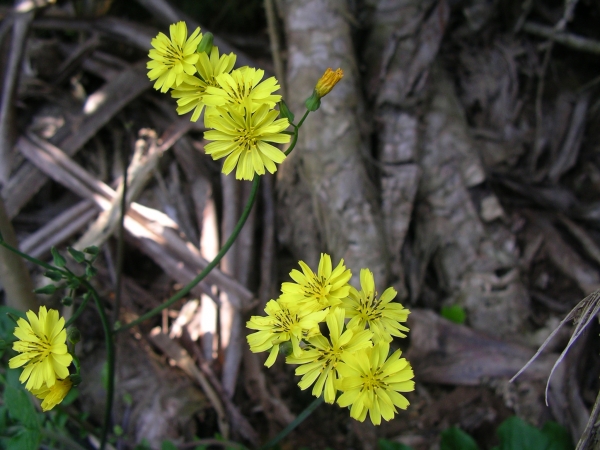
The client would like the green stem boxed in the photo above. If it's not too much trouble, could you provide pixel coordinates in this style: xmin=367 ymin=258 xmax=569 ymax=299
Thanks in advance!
xmin=285 ymin=110 xmax=310 ymax=157
xmin=83 ymin=281 xmax=114 ymax=450
xmin=296 ymin=109 xmax=310 ymax=129
xmin=116 ymin=175 xmax=261 ymax=333
xmin=65 ymin=293 xmax=92 ymax=328
xmin=259 ymin=396 xmax=324 ymax=449
xmin=0 ymin=238 xmax=66 ymax=274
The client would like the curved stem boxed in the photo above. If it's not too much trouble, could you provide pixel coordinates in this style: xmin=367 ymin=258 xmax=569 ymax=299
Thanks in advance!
xmin=83 ymin=281 xmax=114 ymax=450
xmin=259 ymin=396 xmax=324 ymax=449
xmin=0 ymin=238 xmax=65 ymax=274
xmin=65 ymin=293 xmax=92 ymax=328
xmin=285 ymin=110 xmax=310 ymax=157
xmin=116 ymin=175 xmax=261 ymax=333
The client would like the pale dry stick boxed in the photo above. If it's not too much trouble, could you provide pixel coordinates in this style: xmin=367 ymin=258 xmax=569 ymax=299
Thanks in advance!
xmin=0 ymin=196 xmax=37 ymax=311
xmin=523 ymin=22 xmax=600 ymax=55
xmin=17 ymin=135 xmax=254 ymax=306
xmin=257 ymin=174 xmax=275 ymax=307
xmin=0 ymin=0 xmax=33 ymax=184
xmin=264 ymin=0 xmax=286 ymax=97
xmin=191 ymin=342 xmax=259 ymax=445
xmin=72 ymin=129 xmax=161 ymax=251
xmin=20 ymin=112 xmax=192 ymax=259
xmin=2 ymin=61 xmax=149 ymax=219
xmin=220 ymin=175 xmax=255 ymax=397
xmin=20 ymin=201 xmax=97 ymax=258
xmin=148 ymin=329 xmax=231 ymax=441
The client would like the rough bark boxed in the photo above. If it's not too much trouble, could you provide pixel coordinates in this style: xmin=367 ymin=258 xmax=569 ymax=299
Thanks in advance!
xmin=277 ymin=0 xmax=387 ymax=285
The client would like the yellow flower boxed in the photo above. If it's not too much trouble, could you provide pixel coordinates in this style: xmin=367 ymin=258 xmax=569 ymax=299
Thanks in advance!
xmin=280 ymin=253 xmax=352 ymax=312
xmin=337 ymin=341 xmax=414 ymax=425
xmin=286 ymin=307 xmax=373 ymax=404
xmin=202 ymin=67 xmax=282 ymax=112
xmin=147 ymin=21 xmax=203 ymax=93
xmin=204 ymin=104 xmax=290 ymax=180
xmin=343 ymin=268 xmax=410 ymax=343
xmin=170 ymin=46 xmax=237 ymax=122
xmin=9 ymin=306 xmax=73 ymax=391
xmin=30 ymin=378 xmax=73 ymax=411
xmin=247 ymin=299 xmax=328 ymax=367
xmin=315 ymin=68 xmax=343 ymax=98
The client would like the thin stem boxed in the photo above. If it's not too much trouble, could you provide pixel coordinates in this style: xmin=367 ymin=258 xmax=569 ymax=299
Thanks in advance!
xmin=65 ymin=293 xmax=91 ymax=328
xmin=259 ymin=396 xmax=324 ymax=449
xmin=116 ymin=175 xmax=261 ymax=333
xmin=113 ymin=147 xmax=128 ymax=325
xmin=0 ymin=238 xmax=65 ymax=274
xmin=296 ymin=109 xmax=310 ymax=129
xmin=285 ymin=110 xmax=310 ymax=157
xmin=83 ymin=281 xmax=114 ymax=450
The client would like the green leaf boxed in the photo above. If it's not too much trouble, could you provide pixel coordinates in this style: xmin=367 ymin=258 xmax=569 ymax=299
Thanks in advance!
xmin=4 ymin=384 xmax=39 ymax=429
xmin=441 ymin=305 xmax=466 ymax=324
xmin=51 ymin=247 xmax=66 ymax=268
xmin=441 ymin=426 xmax=479 ymax=450
xmin=541 ymin=422 xmax=572 ymax=450
xmin=6 ymin=429 xmax=41 ymax=450
xmin=161 ymin=441 xmax=179 ymax=450
xmin=377 ymin=438 xmax=414 ymax=450
xmin=67 ymin=247 xmax=86 ymax=263
xmin=496 ymin=416 xmax=550 ymax=450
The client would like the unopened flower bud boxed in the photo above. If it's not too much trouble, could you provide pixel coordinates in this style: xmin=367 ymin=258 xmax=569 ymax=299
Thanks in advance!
xmin=305 ymin=68 xmax=343 ymax=111
xmin=278 ymin=100 xmax=295 ymax=122
xmin=67 ymin=327 xmax=81 ymax=345
xmin=315 ymin=68 xmax=343 ymax=98
xmin=197 ymin=32 xmax=214 ymax=54
xmin=279 ymin=341 xmax=294 ymax=357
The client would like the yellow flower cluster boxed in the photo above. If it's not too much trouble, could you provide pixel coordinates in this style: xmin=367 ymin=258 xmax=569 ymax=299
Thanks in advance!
xmin=147 ymin=22 xmax=291 ymax=181
xmin=247 ymin=254 xmax=415 ymax=425
xmin=9 ymin=306 xmax=73 ymax=411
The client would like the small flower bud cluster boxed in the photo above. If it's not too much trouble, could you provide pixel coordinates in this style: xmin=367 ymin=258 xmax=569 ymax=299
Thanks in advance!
xmin=246 ymin=253 xmax=415 ymax=425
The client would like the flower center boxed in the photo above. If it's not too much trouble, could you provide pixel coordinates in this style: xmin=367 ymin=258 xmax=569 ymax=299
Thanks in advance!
xmin=236 ymin=127 xmax=258 ymax=152
xmin=275 ymin=308 xmax=299 ymax=333
xmin=361 ymin=369 xmax=385 ymax=392
xmin=304 ymin=276 xmax=329 ymax=302
xmin=164 ymin=43 xmax=185 ymax=68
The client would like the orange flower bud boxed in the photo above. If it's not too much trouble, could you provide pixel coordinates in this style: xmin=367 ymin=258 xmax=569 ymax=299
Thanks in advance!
xmin=314 ymin=68 xmax=343 ymax=98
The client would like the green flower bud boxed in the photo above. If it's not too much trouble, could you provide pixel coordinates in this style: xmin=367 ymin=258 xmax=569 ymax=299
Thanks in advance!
xmin=278 ymin=100 xmax=295 ymax=122
xmin=69 ymin=373 xmax=82 ymax=386
xmin=51 ymin=247 xmax=67 ymax=268
xmin=279 ymin=341 xmax=294 ymax=357
xmin=304 ymin=90 xmax=321 ymax=112
xmin=61 ymin=296 xmax=73 ymax=306
xmin=197 ymin=32 xmax=214 ymax=54
xmin=67 ymin=327 xmax=81 ymax=345
xmin=68 ymin=247 xmax=86 ymax=263
xmin=35 ymin=284 xmax=58 ymax=295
